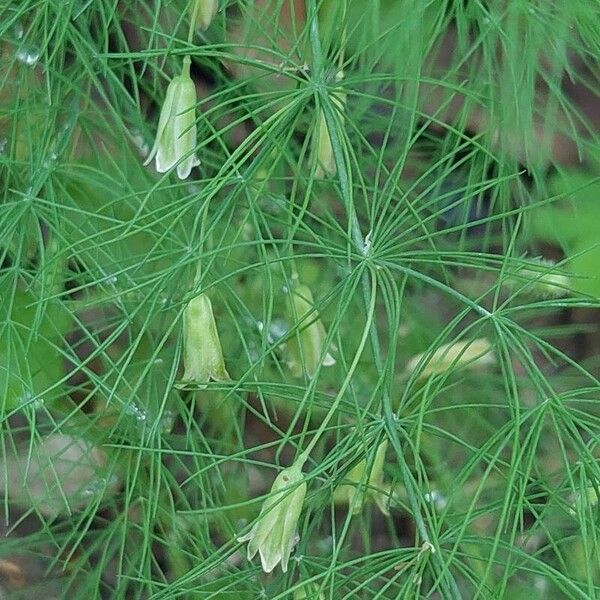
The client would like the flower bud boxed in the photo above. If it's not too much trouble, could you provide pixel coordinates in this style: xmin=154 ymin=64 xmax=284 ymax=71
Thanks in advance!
xmin=405 ymin=338 xmax=494 ymax=380
xmin=334 ymin=439 xmax=390 ymax=515
xmin=176 ymin=293 xmax=230 ymax=389
xmin=144 ymin=56 xmax=200 ymax=179
xmin=315 ymin=70 xmax=346 ymax=177
xmin=505 ymin=258 xmax=570 ymax=298
xmin=569 ymin=486 xmax=599 ymax=517
xmin=190 ymin=0 xmax=218 ymax=31
xmin=287 ymin=284 xmax=335 ymax=377
xmin=238 ymin=461 xmax=307 ymax=573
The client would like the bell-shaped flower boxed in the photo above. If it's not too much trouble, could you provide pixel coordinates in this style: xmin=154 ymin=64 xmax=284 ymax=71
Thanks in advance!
xmin=405 ymin=338 xmax=494 ymax=380
xmin=334 ymin=439 xmax=390 ymax=515
xmin=144 ymin=56 xmax=200 ymax=179
xmin=505 ymin=258 xmax=570 ymax=298
xmin=191 ymin=0 xmax=218 ymax=30
xmin=238 ymin=460 xmax=307 ymax=573
xmin=315 ymin=70 xmax=346 ymax=177
xmin=286 ymin=284 xmax=335 ymax=377
xmin=176 ymin=293 xmax=230 ymax=389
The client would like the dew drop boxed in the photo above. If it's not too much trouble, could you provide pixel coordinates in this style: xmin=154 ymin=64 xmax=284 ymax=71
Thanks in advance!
xmin=16 ymin=47 xmax=40 ymax=67
xmin=131 ymin=130 xmax=149 ymax=158
xmin=424 ymin=489 xmax=447 ymax=512
xmin=126 ymin=403 xmax=148 ymax=422
xmin=81 ymin=477 xmax=106 ymax=498
xmin=103 ymin=274 xmax=118 ymax=285
xmin=17 ymin=389 xmax=45 ymax=410
xmin=268 ymin=319 xmax=288 ymax=343
xmin=362 ymin=231 xmax=373 ymax=256
xmin=43 ymin=151 xmax=59 ymax=169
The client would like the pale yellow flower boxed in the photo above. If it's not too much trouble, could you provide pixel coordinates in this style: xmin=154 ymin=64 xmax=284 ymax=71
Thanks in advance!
xmin=506 ymin=258 xmax=570 ymax=298
xmin=334 ymin=440 xmax=390 ymax=515
xmin=405 ymin=338 xmax=494 ymax=380
xmin=238 ymin=462 xmax=307 ymax=573
xmin=144 ymin=56 xmax=200 ymax=179
xmin=569 ymin=486 xmax=599 ymax=517
xmin=315 ymin=70 xmax=346 ymax=177
xmin=176 ymin=293 xmax=230 ymax=389
xmin=287 ymin=284 xmax=335 ymax=377
xmin=190 ymin=0 xmax=218 ymax=30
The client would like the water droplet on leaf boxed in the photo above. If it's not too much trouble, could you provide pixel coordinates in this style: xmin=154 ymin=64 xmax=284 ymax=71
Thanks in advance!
xmin=16 ymin=47 xmax=40 ymax=66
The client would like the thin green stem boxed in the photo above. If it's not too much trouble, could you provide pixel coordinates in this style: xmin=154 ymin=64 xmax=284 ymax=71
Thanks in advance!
xmin=194 ymin=199 xmax=210 ymax=287
xmin=336 ymin=0 xmax=348 ymax=70
xmin=187 ymin=1 xmax=198 ymax=44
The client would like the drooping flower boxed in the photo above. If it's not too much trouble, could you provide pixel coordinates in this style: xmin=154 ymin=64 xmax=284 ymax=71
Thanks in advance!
xmin=505 ymin=258 xmax=570 ymax=298
xmin=405 ymin=338 xmax=495 ymax=380
xmin=144 ymin=56 xmax=200 ymax=179
xmin=238 ymin=460 xmax=307 ymax=573
xmin=176 ymin=293 xmax=230 ymax=389
xmin=315 ymin=70 xmax=346 ymax=177
xmin=286 ymin=284 xmax=335 ymax=377
xmin=190 ymin=0 xmax=218 ymax=31
xmin=334 ymin=439 xmax=390 ymax=515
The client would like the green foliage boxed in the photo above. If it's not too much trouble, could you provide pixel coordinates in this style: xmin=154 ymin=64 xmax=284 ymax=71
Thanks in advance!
xmin=0 ymin=287 xmax=70 ymax=411
xmin=1 ymin=0 xmax=600 ymax=598
xmin=529 ymin=170 xmax=600 ymax=296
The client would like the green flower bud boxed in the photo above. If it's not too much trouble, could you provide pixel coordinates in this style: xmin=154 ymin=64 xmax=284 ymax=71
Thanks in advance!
xmin=176 ymin=293 xmax=230 ymax=389
xmin=190 ymin=0 xmax=218 ymax=31
xmin=569 ymin=485 xmax=599 ymax=517
xmin=505 ymin=258 xmax=570 ymax=298
xmin=315 ymin=70 xmax=346 ymax=178
xmin=238 ymin=461 xmax=307 ymax=573
xmin=334 ymin=439 xmax=390 ymax=515
xmin=287 ymin=284 xmax=335 ymax=378
xmin=405 ymin=338 xmax=495 ymax=380
xmin=144 ymin=56 xmax=200 ymax=179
